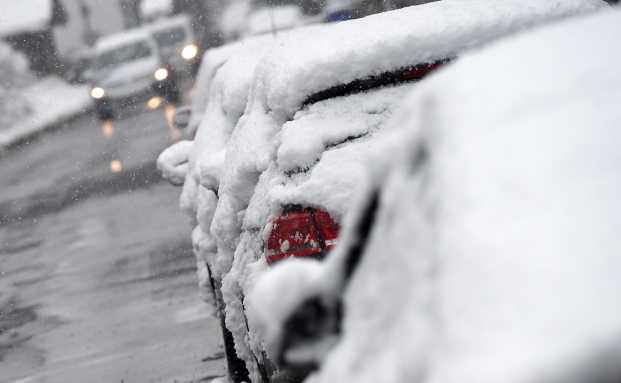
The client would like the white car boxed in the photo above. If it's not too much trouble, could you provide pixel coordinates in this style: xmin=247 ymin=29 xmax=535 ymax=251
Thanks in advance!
xmin=87 ymin=29 xmax=172 ymax=119
xmin=161 ymin=0 xmax=608 ymax=381
xmin=251 ymin=7 xmax=621 ymax=383
xmin=148 ymin=14 xmax=199 ymax=76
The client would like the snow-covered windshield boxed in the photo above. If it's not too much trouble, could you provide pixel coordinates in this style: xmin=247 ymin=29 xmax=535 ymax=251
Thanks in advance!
xmin=152 ymin=26 xmax=186 ymax=47
xmin=93 ymin=41 xmax=153 ymax=70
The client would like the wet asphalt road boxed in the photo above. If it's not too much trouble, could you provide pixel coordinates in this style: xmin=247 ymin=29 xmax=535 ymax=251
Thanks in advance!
xmin=0 ymin=98 xmax=225 ymax=382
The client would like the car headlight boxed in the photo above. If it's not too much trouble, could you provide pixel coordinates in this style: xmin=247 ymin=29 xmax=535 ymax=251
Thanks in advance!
xmin=181 ymin=43 xmax=198 ymax=60
xmin=90 ymin=86 xmax=105 ymax=99
xmin=154 ymin=67 xmax=169 ymax=81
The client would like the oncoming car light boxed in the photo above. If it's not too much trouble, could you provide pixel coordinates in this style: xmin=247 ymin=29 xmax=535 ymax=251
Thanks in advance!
xmin=154 ymin=67 xmax=169 ymax=81
xmin=90 ymin=86 xmax=105 ymax=99
xmin=181 ymin=43 xmax=198 ymax=60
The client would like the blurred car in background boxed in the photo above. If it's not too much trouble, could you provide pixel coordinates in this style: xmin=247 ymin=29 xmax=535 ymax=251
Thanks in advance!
xmin=149 ymin=14 xmax=199 ymax=80
xmin=86 ymin=29 xmax=176 ymax=120
xmin=251 ymin=7 xmax=621 ymax=382
xmin=159 ymin=1 xmax=608 ymax=382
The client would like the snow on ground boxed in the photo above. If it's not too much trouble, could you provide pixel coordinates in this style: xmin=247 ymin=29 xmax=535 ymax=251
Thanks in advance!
xmin=252 ymin=0 xmax=606 ymax=120
xmin=0 ymin=77 xmax=91 ymax=150
xmin=252 ymin=7 xmax=621 ymax=383
xmin=0 ymin=39 xmax=90 ymax=150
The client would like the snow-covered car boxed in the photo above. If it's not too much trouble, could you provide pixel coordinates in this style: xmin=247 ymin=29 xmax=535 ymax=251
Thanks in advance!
xmin=250 ymin=6 xmax=621 ymax=383
xmin=158 ymin=33 xmax=280 ymax=381
xmin=87 ymin=29 xmax=175 ymax=119
xmin=177 ymin=1 xmax=607 ymax=382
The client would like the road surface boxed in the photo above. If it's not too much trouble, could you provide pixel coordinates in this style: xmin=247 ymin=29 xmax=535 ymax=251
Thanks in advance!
xmin=0 ymin=97 xmax=226 ymax=383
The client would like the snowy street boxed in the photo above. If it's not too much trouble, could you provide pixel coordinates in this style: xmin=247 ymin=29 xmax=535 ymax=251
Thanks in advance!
xmin=0 ymin=105 xmax=225 ymax=383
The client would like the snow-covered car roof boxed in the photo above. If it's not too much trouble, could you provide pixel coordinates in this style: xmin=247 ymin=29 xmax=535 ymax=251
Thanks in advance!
xmin=251 ymin=0 xmax=606 ymax=119
xmin=0 ymin=0 xmax=52 ymax=37
xmin=250 ymin=7 xmax=621 ymax=383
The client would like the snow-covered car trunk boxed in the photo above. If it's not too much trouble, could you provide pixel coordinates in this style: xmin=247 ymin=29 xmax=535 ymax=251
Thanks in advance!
xmin=204 ymin=0 xmax=608 ymax=381
xmin=250 ymin=7 xmax=621 ymax=383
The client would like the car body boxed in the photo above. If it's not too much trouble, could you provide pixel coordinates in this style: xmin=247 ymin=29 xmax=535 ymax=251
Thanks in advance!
xmin=160 ymin=0 xmax=607 ymax=381
xmin=250 ymin=7 xmax=621 ymax=383
xmin=87 ymin=29 xmax=173 ymax=119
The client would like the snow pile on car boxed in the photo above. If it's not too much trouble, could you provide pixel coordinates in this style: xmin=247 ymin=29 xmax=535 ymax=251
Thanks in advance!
xmin=253 ymin=7 xmax=621 ymax=383
xmin=253 ymin=0 xmax=606 ymax=119
xmin=208 ymin=0 xmax=608 ymax=380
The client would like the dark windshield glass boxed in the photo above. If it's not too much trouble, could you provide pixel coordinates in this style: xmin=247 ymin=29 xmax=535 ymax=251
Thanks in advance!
xmin=94 ymin=41 xmax=152 ymax=70
xmin=153 ymin=27 xmax=186 ymax=47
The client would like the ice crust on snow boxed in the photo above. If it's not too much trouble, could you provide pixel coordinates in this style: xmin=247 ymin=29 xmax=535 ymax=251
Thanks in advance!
xmin=254 ymin=7 xmax=621 ymax=383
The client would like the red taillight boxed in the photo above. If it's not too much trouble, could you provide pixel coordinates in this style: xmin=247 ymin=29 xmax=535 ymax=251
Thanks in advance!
xmin=401 ymin=62 xmax=444 ymax=81
xmin=265 ymin=208 xmax=340 ymax=264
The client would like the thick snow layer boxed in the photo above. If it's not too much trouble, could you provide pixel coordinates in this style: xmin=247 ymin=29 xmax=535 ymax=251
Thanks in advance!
xmin=247 ymin=5 xmax=305 ymax=36
xmin=243 ymin=82 xmax=417 ymax=231
xmin=253 ymin=7 xmax=621 ymax=383
xmin=0 ymin=0 xmax=52 ymax=36
xmin=203 ymin=1 xmax=609 ymax=380
xmin=252 ymin=0 xmax=606 ymax=120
